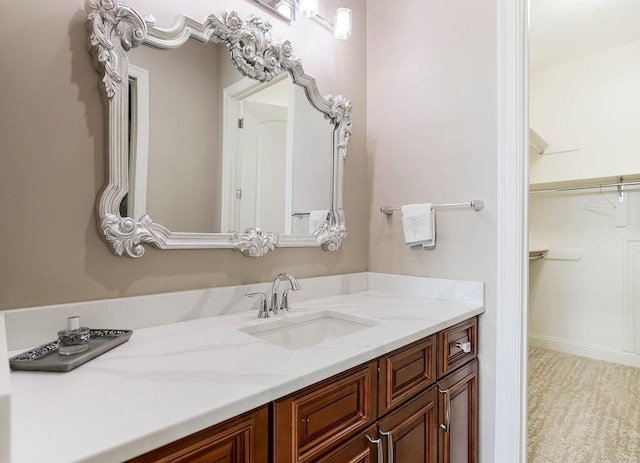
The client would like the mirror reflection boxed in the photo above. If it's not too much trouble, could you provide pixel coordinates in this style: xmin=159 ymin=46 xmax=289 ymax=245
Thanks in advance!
xmin=125 ymin=39 xmax=333 ymax=235
xmin=86 ymin=1 xmax=351 ymax=257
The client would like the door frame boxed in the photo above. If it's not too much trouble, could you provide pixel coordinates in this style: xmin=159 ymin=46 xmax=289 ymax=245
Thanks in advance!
xmin=495 ymin=0 xmax=529 ymax=462
xmin=221 ymin=73 xmax=291 ymax=232
xmin=127 ymin=64 xmax=150 ymax=221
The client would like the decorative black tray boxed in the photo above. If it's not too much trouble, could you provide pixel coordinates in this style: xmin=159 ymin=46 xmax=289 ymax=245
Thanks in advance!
xmin=9 ymin=329 xmax=133 ymax=372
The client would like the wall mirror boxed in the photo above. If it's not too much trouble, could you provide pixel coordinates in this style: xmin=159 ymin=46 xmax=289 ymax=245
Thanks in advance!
xmin=85 ymin=0 xmax=351 ymax=257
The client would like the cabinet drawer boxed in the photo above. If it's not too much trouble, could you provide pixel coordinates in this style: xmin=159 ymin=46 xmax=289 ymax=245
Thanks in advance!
xmin=313 ymin=426 xmax=380 ymax=463
xmin=437 ymin=318 xmax=477 ymax=379
xmin=274 ymin=362 xmax=378 ymax=463
xmin=126 ymin=406 xmax=269 ymax=463
xmin=378 ymin=335 xmax=436 ymax=416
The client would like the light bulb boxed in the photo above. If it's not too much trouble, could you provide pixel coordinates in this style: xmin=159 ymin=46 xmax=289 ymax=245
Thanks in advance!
xmin=333 ymin=7 xmax=352 ymax=40
xmin=299 ymin=0 xmax=319 ymax=18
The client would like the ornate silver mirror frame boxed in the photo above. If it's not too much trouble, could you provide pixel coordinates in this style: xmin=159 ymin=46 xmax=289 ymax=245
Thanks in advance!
xmin=85 ymin=0 xmax=351 ymax=257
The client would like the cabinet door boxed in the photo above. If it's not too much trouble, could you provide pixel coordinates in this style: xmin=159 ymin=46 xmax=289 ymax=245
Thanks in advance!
xmin=437 ymin=360 xmax=477 ymax=463
xmin=274 ymin=362 xmax=378 ymax=463
xmin=314 ymin=426 xmax=381 ymax=463
xmin=377 ymin=385 xmax=438 ymax=463
xmin=378 ymin=335 xmax=436 ymax=416
xmin=126 ymin=406 xmax=269 ymax=463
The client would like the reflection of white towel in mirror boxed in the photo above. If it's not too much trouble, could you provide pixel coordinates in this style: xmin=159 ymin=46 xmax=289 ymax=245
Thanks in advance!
xmin=401 ymin=204 xmax=436 ymax=249
xmin=309 ymin=210 xmax=329 ymax=234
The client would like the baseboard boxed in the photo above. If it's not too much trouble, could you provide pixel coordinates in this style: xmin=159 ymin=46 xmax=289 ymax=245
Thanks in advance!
xmin=529 ymin=334 xmax=640 ymax=368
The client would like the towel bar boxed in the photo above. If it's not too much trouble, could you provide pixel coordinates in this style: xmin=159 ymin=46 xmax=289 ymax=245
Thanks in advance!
xmin=380 ymin=200 xmax=485 ymax=215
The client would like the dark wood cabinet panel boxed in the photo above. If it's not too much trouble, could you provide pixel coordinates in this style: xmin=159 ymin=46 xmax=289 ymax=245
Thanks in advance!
xmin=126 ymin=406 xmax=269 ymax=463
xmin=437 ymin=318 xmax=477 ymax=379
xmin=437 ymin=360 xmax=477 ymax=463
xmin=378 ymin=385 xmax=438 ymax=463
xmin=273 ymin=362 xmax=378 ymax=463
xmin=378 ymin=335 xmax=437 ymax=416
xmin=313 ymin=426 xmax=380 ymax=463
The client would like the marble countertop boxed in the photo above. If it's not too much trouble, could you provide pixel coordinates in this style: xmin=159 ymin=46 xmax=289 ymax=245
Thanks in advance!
xmin=7 ymin=289 xmax=484 ymax=463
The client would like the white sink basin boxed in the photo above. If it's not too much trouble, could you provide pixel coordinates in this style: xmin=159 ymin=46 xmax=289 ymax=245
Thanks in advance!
xmin=239 ymin=310 xmax=381 ymax=350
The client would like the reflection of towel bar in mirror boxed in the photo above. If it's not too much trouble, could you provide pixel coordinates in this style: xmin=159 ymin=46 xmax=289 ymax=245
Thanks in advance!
xmin=380 ymin=200 xmax=485 ymax=215
xmin=291 ymin=212 xmax=311 ymax=218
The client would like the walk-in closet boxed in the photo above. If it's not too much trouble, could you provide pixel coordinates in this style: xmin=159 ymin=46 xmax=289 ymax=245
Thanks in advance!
xmin=528 ymin=1 xmax=640 ymax=461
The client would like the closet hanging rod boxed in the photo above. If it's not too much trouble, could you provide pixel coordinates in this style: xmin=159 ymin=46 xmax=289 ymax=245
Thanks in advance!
xmin=380 ymin=200 xmax=485 ymax=215
xmin=530 ymin=180 xmax=640 ymax=194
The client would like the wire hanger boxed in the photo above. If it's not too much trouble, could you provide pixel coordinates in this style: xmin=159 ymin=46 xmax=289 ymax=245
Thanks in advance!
xmin=585 ymin=185 xmax=615 ymax=210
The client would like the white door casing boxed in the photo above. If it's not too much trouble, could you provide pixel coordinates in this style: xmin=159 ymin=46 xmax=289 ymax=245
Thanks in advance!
xmin=624 ymin=238 xmax=640 ymax=354
xmin=496 ymin=0 xmax=529 ymax=462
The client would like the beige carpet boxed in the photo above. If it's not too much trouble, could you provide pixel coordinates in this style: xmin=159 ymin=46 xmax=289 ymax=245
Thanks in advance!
xmin=528 ymin=347 xmax=640 ymax=463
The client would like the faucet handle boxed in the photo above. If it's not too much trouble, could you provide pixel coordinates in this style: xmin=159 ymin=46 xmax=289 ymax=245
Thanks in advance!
xmin=245 ymin=292 xmax=270 ymax=318
xmin=281 ymin=289 xmax=293 ymax=313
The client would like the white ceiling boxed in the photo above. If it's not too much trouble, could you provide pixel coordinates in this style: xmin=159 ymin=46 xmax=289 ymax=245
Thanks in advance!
xmin=530 ymin=0 xmax=640 ymax=71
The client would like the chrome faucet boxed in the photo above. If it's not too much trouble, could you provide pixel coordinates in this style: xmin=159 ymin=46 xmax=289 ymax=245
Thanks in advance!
xmin=270 ymin=273 xmax=301 ymax=314
xmin=245 ymin=273 xmax=301 ymax=318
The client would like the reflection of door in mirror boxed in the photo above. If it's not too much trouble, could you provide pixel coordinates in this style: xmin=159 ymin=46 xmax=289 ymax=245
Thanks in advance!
xmin=126 ymin=64 xmax=149 ymax=222
xmin=239 ymin=99 xmax=288 ymax=234
xmin=222 ymin=76 xmax=332 ymax=236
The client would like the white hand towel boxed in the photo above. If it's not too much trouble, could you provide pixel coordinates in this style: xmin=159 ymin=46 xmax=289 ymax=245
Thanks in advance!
xmin=422 ymin=212 xmax=436 ymax=250
xmin=401 ymin=204 xmax=433 ymax=246
xmin=309 ymin=210 xmax=329 ymax=234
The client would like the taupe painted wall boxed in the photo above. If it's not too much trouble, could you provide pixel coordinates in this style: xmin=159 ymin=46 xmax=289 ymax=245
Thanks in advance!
xmin=366 ymin=1 xmax=498 ymax=462
xmin=0 ymin=0 xmax=368 ymax=310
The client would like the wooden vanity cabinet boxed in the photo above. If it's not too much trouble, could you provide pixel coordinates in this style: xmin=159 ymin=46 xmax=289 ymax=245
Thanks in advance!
xmin=375 ymin=319 xmax=477 ymax=463
xmin=126 ymin=405 xmax=269 ymax=463
xmin=275 ymin=317 xmax=477 ymax=463
xmin=128 ymin=317 xmax=478 ymax=463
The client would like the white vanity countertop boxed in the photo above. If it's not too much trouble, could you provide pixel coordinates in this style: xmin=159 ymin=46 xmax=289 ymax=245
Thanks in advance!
xmin=7 ymin=289 xmax=484 ymax=463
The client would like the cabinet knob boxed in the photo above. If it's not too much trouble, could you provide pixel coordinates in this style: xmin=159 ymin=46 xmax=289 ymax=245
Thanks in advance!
xmin=456 ymin=341 xmax=472 ymax=353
